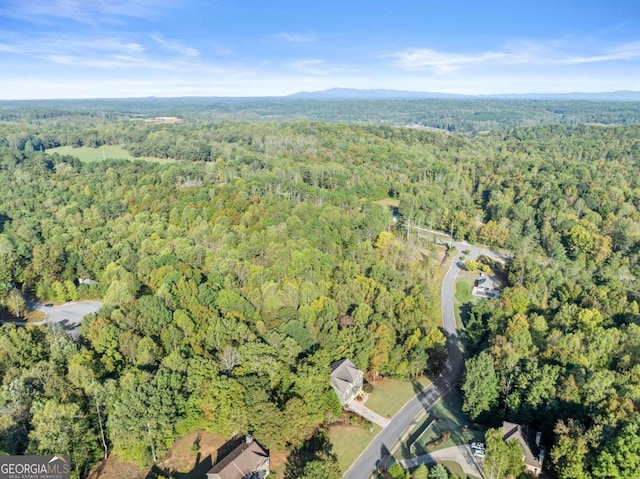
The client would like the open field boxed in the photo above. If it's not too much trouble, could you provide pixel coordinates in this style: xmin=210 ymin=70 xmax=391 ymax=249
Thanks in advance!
xmin=47 ymin=145 xmax=173 ymax=163
xmin=374 ymin=197 xmax=400 ymax=209
xmin=365 ymin=377 xmax=430 ymax=419
xmin=87 ymin=430 xmax=228 ymax=479
xmin=328 ymin=424 xmax=382 ymax=473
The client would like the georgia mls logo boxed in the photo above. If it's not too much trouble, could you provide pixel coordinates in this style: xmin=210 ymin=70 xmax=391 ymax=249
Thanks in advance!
xmin=0 ymin=455 xmax=71 ymax=479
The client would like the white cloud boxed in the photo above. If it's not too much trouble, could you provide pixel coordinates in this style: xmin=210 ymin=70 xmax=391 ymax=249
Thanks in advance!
xmin=565 ymin=41 xmax=640 ymax=64
xmin=390 ymin=40 xmax=640 ymax=73
xmin=0 ymin=0 xmax=180 ymax=23
xmin=287 ymin=58 xmax=347 ymax=76
xmin=2 ymin=62 xmax=640 ymax=99
xmin=39 ymin=54 xmax=164 ymax=69
xmin=0 ymin=35 xmax=145 ymax=57
xmin=0 ymin=32 xmax=207 ymax=70
xmin=390 ymin=48 xmax=523 ymax=73
xmin=276 ymin=32 xmax=314 ymax=44
xmin=151 ymin=34 xmax=200 ymax=57
xmin=288 ymin=59 xmax=327 ymax=75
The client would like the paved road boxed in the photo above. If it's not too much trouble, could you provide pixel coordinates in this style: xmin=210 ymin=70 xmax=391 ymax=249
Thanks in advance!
xmin=399 ymin=445 xmax=483 ymax=478
xmin=7 ymin=300 xmax=103 ymax=340
xmin=343 ymin=239 xmax=504 ymax=479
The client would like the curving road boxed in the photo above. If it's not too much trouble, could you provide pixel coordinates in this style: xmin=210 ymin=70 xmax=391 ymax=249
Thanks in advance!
xmin=343 ymin=239 xmax=505 ymax=479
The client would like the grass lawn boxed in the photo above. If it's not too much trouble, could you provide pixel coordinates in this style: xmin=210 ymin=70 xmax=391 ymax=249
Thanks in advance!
xmin=374 ymin=197 xmax=400 ymax=209
xmin=395 ymin=389 xmax=485 ymax=460
xmin=47 ymin=145 xmax=173 ymax=163
xmin=441 ymin=460 xmax=479 ymax=479
xmin=453 ymin=278 xmax=479 ymax=329
xmin=454 ymin=279 xmax=475 ymax=304
xmin=424 ymin=390 xmax=484 ymax=452
xmin=328 ymin=424 xmax=381 ymax=473
xmin=404 ymin=460 xmax=480 ymax=479
xmin=0 ymin=309 xmax=44 ymax=324
xmin=25 ymin=310 xmax=45 ymax=323
xmin=365 ymin=377 xmax=430 ymax=419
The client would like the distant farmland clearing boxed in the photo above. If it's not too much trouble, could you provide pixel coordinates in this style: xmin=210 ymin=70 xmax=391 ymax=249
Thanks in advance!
xmin=47 ymin=145 xmax=174 ymax=163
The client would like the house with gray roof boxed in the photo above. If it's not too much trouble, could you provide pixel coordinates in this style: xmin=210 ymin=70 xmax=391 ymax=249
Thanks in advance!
xmin=206 ymin=436 xmax=269 ymax=479
xmin=502 ymin=421 xmax=545 ymax=477
xmin=330 ymin=359 xmax=364 ymax=406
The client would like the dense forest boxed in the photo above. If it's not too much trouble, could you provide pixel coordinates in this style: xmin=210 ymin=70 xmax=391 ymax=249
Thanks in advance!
xmin=1 ymin=102 xmax=640 ymax=478
xmin=1 ymin=97 xmax=640 ymax=135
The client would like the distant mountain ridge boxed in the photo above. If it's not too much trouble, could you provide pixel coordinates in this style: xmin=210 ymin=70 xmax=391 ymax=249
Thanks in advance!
xmin=288 ymin=88 xmax=466 ymax=99
xmin=288 ymin=88 xmax=640 ymax=101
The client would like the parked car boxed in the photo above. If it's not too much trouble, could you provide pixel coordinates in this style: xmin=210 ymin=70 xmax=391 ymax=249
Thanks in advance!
xmin=471 ymin=442 xmax=485 ymax=451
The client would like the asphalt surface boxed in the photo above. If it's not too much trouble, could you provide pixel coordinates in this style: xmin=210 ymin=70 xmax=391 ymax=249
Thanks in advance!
xmin=343 ymin=239 xmax=504 ymax=479
xmin=20 ymin=300 xmax=103 ymax=339
xmin=399 ymin=445 xmax=484 ymax=477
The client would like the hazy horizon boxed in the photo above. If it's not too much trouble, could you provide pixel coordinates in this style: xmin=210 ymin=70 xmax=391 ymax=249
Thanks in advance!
xmin=1 ymin=0 xmax=639 ymax=99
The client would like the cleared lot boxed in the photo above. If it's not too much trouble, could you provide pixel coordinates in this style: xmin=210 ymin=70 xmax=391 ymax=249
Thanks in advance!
xmin=15 ymin=300 xmax=103 ymax=339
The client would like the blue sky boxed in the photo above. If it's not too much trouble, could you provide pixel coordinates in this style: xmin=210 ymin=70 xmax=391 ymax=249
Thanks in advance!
xmin=0 ymin=0 xmax=639 ymax=98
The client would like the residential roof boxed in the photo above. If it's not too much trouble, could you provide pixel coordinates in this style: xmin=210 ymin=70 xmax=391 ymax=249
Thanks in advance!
xmin=207 ymin=440 xmax=269 ymax=479
xmin=330 ymin=359 xmax=362 ymax=396
xmin=502 ymin=421 xmax=542 ymax=469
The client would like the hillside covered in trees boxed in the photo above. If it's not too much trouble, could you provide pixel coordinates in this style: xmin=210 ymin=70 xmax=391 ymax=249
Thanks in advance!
xmin=1 ymin=105 xmax=640 ymax=478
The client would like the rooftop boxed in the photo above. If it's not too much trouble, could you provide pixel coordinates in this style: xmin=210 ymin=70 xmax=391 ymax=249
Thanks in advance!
xmin=330 ymin=359 xmax=362 ymax=395
xmin=502 ymin=421 xmax=542 ymax=469
xmin=207 ymin=439 xmax=269 ymax=479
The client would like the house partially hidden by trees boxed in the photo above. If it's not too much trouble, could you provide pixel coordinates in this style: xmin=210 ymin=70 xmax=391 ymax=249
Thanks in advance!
xmin=330 ymin=359 xmax=364 ymax=406
xmin=503 ymin=421 xmax=545 ymax=477
xmin=206 ymin=436 xmax=270 ymax=479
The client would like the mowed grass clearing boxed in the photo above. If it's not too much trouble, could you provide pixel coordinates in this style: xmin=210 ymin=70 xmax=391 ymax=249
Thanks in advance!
xmin=47 ymin=145 xmax=174 ymax=163
xmin=365 ymin=377 xmax=430 ymax=419
xmin=440 ymin=460 xmax=478 ymax=479
xmin=328 ymin=424 xmax=381 ymax=473
xmin=454 ymin=278 xmax=479 ymax=329
xmin=374 ymin=197 xmax=400 ymax=209
xmin=454 ymin=279 xmax=475 ymax=304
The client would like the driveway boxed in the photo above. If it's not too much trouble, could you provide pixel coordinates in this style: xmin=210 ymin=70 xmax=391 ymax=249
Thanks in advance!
xmin=399 ymin=445 xmax=484 ymax=478
xmin=346 ymin=401 xmax=391 ymax=428
xmin=16 ymin=300 xmax=103 ymax=339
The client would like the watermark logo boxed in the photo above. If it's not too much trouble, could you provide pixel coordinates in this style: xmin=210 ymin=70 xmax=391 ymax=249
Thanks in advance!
xmin=0 ymin=455 xmax=70 ymax=479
